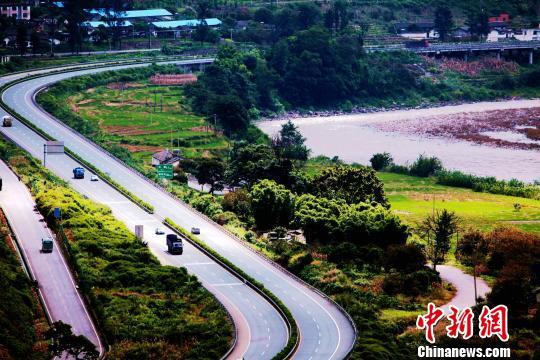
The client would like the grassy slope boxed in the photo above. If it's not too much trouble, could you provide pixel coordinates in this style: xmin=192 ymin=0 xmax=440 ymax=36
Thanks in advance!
xmin=0 ymin=140 xmax=232 ymax=359
xmin=0 ymin=213 xmax=49 ymax=360
xmin=68 ymin=82 xmax=228 ymax=168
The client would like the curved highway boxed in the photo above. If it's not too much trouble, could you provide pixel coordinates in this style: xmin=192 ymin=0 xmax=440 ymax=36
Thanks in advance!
xmin=0 ymin=61 xmax=287 ymax=360
xmin=0 ymin=160 xmax=103 ymax=355
xmin=1 ymin=61 xmax=356 ymax=358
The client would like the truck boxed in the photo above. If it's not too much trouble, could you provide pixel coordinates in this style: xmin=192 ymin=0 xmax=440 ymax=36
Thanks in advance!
xmin=73 ymin=167 xmax=85 ymax=179
xmin=2 ymin=115 xmax=12 ymax=127
xmin=166 ymin=234 xmax=183 ymax=255
xmin=41 ymin=237 xmax=53 ymax=253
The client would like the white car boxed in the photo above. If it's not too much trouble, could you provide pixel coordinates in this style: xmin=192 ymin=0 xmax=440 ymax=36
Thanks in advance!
xmin=90 ymin=175 xmax=99 ymax=182
xmin=155 ymin=228 xmax=165 ymax=235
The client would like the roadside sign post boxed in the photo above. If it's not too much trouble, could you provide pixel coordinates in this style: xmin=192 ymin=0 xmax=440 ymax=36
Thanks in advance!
xmin=135 ymin=225 xmax=144 ymax=240
xmin=156 ymin=164 xmax=173 ymax=179
xmin=43 ymin=141 xmax=64 ymax=167
xmin=53 ymin=207 xmax=61 ymax=220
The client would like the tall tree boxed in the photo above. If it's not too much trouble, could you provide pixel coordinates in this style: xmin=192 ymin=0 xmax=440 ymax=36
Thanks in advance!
xmin=102 ymin=0 xmax=132 ymax=49
xmin=63 ymin=0 xmax=87 ymax=53
xmin=434 ymin=6 xmax=454 ymax=42
xmin=467 ymin=8 xmax=490 ymax=39
xmin=272 ymin=120 xmax=310 ymax=162
xmin=30 ymin=30 xmax=41 ymax=55
xmin=250 ymin=179 xmax=295 ymax=230
xmin=194 ymin=158 xmax=225 ymax=194
xmin=418 ymin=209 xmax=460 ymax=271
xmin=16 ymin=22 xmax=28 ymax=55
xmin=324 ymin=0 xmax=350 ymax=34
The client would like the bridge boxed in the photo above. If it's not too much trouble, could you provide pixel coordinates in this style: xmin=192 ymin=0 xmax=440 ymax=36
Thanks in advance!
xmin=365 ymin=41 xmax=540 ymax=64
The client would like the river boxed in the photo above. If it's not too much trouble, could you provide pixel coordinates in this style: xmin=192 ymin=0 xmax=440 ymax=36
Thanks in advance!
xmin=257 ymin=100 xmax=540 ymax=182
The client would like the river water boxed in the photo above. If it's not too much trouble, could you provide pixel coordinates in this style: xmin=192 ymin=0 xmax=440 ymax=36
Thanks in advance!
xmin=257 ymin=100 xmax=540 ymax=182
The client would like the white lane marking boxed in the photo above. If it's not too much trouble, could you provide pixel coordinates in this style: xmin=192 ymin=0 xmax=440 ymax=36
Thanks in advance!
xmin=211 ymin=282 xmax=244 ymax=287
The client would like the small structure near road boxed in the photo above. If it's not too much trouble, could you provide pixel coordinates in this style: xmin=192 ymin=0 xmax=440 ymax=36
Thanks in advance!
xmin=151 ymin=149 xmax=182 ymax=167
xmin=150 ymin=74 xmax=197 ymax=86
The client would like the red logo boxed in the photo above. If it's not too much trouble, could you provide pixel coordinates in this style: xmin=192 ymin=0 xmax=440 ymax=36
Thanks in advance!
xmin=417 ymin=303 xmax=509 ymax=343
xmin=479 ymin=305 xmax=509 ymax=342
xmin=416 ymin=303 xmax=445 ymax=343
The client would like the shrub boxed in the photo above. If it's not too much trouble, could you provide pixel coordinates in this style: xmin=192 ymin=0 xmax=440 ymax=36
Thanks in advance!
xmin=384 ymin=243 xmax=426 ymax=273
xmin=370 ymin=152 xmax=393 ymax=171
xmin=409 ymin=154 xmax=442 ymax=177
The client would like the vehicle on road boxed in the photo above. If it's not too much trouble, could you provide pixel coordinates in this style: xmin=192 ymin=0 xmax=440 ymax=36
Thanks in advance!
xmin=155 ymin=227 xmax=165 ymax=235
xmin=2 ymin=115 xmax=12 ymax=127
xmin=90 ymin=174 xmax=98 ymax=181
xmin=41 ymin=237 xmax=53 ymax=253
xmin=191 ymin=227 xmax=200 ymax=235
xmin=73 ymin=167 xmax=85 ymax=179
xmin=166 ymin=234 xmax=183 ymax=254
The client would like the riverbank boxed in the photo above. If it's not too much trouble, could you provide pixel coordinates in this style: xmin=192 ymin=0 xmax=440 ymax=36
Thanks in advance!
xmin=258 ymin=99 xmax=540 ymax=182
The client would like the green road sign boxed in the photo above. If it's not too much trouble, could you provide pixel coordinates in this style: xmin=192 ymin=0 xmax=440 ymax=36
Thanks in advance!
xmin=156 ymin=164 xmax=173 ymax=179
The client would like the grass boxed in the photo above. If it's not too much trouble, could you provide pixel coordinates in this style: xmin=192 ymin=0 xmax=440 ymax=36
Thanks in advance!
xmin=68 ymin=81 xmax=229 ymax=170
xmin=378 ymin=172 xmax=540 ymax=234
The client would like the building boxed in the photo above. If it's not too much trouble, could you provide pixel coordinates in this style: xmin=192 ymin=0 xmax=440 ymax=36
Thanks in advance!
xmin=151 ymin=18 xmax=222 ymax=30
xmin=488 ymin=12 xmax=510 ymax=24
xmin=394 ymin=22 xmax=438 ymax=39
xmin=89 ymin=8 xmax=172 ymax=22
xmin=514 ymin=27 xmax=540 ymax=41
xmin=0 ymin=3 xmax=31 ymax=20
xmin=151 ymin=149 xmax=182 ymax=167
xmin=82 ymin=20 xmax=133 ymax=29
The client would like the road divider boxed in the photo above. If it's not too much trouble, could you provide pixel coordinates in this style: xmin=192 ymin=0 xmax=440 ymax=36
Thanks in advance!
xmin=164 ymin=218 xmax=300 ymax=360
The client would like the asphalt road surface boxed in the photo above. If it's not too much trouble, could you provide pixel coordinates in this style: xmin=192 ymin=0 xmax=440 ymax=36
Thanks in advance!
xmin=1 ymin=61 xmax=356 ymax=358
xmin=0 ymin=160 xmax=103 ymax=354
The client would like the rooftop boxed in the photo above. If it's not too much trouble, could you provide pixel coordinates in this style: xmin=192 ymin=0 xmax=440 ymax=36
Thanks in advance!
xmin=152 ymin=18 xmax=222 ymax=29
xmin=90 ymin=8 xmax=172 ymax=19
xmin=83 ymin=21 xmax=133 ymax=28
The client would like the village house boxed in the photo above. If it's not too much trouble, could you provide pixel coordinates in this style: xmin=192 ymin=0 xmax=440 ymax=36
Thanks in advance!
xmin=394 ymin=21 xmax=438 ymax=40
xmin=151 ymin=149 xmax=183 ymax=167
xmin=0 ymin=2 xmax=31 ymax=20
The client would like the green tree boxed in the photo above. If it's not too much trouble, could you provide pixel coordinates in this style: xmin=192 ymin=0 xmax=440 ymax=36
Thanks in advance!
xmin=226 ymin=142 xmax=278 ymax=187
xmin=370 ymin=152 xmax=393 ymax=171
xmin=45 ymin=321 xmax=98 ymax=360
xmin=294 ymin=194 xmax=343 ymax=243
xmin=16 ymin=22 xmax=28 ymax=55
xmin=272 ymin=120 xmax=310 ymax=162
xmin=409 ymin=154 xmax=442 ymax=177
xmin=434 ymin=6 xmax=454 ymax=42
xmin=249 ymin=179 xmax=295 ymax=230
xmin=63 ymin=0 xmax=87 ymax=53
xmin=310 ymin=166 xmax=388 ymax=206
xmin=418 ymin=209 xmax=460 ymax=271
xmin=467 ymin=9 xmax=490 ymax=39
xmin=324 ymin=0 xmax=350 ymax=33
xmin=194 ymin=158 xmax=225 ymax=194
xmin=211 ymin=95 xmax=250 ymax=136
xmin=30 ymin=30 xmax=41 ymax=55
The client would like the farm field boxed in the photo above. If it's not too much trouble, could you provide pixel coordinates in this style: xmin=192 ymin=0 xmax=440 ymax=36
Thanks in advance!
xmin=67 ymin=81 xmax=229 ymax=170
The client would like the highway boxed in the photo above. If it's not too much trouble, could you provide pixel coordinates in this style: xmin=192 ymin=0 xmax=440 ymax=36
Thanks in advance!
xmin=0 ymin=160 xmax=103 ymax=354
xmin=1 ymin=61 xmax=356 ymax=358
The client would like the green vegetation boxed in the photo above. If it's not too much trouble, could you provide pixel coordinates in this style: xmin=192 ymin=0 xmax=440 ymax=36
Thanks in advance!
xmin=0 ymin=140 xmax=233 ymax=359
xmin=0 ymin=212 xmax=49 ymax=360
xmin=38 ymin=65 xmax=229 ymax=174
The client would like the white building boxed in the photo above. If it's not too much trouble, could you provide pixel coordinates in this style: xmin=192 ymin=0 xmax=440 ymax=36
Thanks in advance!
xmin=0 ymin=3 xmax=31 ymax=20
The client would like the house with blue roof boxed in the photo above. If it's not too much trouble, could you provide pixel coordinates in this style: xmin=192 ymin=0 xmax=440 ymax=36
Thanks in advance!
xmin=88 ymin=8 xmax=172 ymax=22
xmin=151 ymin=18 xmax=222 ymax=29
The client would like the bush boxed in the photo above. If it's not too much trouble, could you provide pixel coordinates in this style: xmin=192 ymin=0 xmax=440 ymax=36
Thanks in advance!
xmin=384 ymin=243 xmax=426 ymax=273
xmin=409 ymin=154 xmax=442 ymax=177
xmin=370 ymin=152 xmax=393 ymax=171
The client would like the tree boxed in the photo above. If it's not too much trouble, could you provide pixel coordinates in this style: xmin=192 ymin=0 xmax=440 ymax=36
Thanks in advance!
xmin=418 ymin=209 xmax=460 ymax=271
xmin=310 ymin=166 xmax=388 ymax=206
xmin=370 ymin=152 xmax=393 ymax=171
xmin=221 ymin=189 xmax=251 ymax=221
xmin=324 ymin=0 xmax=350 ymax=33
xmin=211 ymin=95 xmax=250 ymax=136
xmin=102 ymin=0 xmax=132 ymax=49
xmin=385 ymin=243 xmax=426 ymax=273
xmin=226 ymin=142 xmax=278 ymax=187
xmin=409 ymin=154 xmax=442 ymax=177
xmin=272 ymin=120 xmax=310 ymax=162
xmin=30 ymin=30 xmax=41 ymax=55
xmin=194 ymin=158 xmax=225 ymax=194
xmin=45 ymin=321 xmax=98 ymax=360
xmin=16 ymin=22 xmax=28 ymax=55
xmin=434 ymin=6 xmax=454 ymax=42
xmin=249 ymin=179 xmax=295 ymax=230
xmin=63 ymin=0 xmax=87 ymax=53
xmin=467 ymin=9 xmax=490 ymax=39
